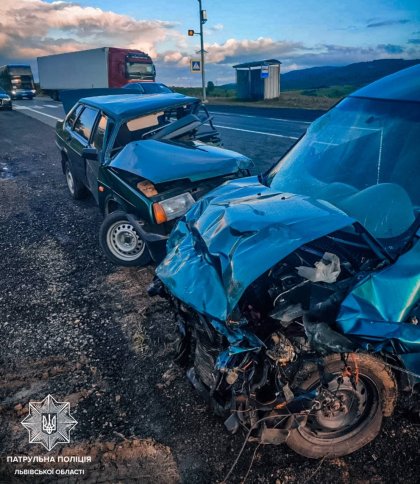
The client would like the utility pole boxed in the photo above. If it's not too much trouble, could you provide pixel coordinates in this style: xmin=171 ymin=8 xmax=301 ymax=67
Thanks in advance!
xmin=189 ymin=1 xmax=207 ymax=101
xmin=198 ymin=0 xmax=207 ymax=102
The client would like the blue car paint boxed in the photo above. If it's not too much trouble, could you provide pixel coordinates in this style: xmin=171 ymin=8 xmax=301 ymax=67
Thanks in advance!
xmin=60 ymin=91 xmax=199 ymax=117
xmin=336 ymin=238 xmax=420 ymax=373
xmin=109 ymin=140 xmax=252 ymax=184
xmin=351 ymin=64 xmax=420 ymax=103
xmin=157 ymin=177 xmax=355 ymax=321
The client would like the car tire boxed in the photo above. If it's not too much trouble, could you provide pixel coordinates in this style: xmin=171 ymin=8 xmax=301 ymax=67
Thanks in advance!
xmin=64 ymin=160 xmax=88 ymax=200
xmin=286 ymin=353 xmax=397 ymax=459
xmin=99 ymin=211 xmax=151 ymax=267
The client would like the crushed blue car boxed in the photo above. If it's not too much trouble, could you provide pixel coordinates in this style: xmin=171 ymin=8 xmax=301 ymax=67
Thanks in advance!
xmin=150 ymin=65 xmax=420 ymax=458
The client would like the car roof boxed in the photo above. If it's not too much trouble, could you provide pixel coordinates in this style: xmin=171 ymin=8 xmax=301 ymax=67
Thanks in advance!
xmin=350 ymin=64 xmax=420 ymax=102
xmin=79 ymin=93 xmax=199 ymax=119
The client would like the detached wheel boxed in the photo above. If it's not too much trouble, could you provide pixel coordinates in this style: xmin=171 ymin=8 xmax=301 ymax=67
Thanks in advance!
xmin=286 ymin=353 xmax=397 ymax=459
xmin=99 ymin=211 xmax=151 ymax=267
xmin=64 ymin=161 xmax=87 ymax=200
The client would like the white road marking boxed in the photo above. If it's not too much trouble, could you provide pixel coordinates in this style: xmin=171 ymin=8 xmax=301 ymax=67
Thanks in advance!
xmin=14 ymin=106 xmax=62 ymax=121
xmin=43 ymin=104 xmax=60 ymax=108
xmin=209 ymin=111 xmax=311 ymax=124
xmin=267 ymin=117 xmax=311 ymax=124
xmin=214 ymin=124 xmax=299 ymax=140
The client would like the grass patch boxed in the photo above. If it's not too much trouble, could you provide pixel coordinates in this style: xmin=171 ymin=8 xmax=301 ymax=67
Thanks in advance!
xmin=171 ymin=86 xmax=236 ymax=98
xmin=172 ymin=85 xmax=357 ymax=110
xmin=300 ymin=85 xmax=356 ymax=98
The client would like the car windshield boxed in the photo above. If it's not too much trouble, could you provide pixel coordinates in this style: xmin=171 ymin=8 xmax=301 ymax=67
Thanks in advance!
xmin=110 ymin=102 xmax=204 ymax=155
xmin=126 ymin=62 xmax=155 ymax=78
xmin=268 ymin=97 xmax=420 ymax=240
xmin=141 ymin=83 xmax=172 ymax=94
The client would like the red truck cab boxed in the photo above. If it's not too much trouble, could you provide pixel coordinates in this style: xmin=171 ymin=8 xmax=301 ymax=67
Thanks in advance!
xmin=108 ymin=48 xmax=156 ymax=87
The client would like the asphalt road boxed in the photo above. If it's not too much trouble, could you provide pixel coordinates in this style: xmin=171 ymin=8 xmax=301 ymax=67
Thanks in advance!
xmin=12 ymin=96 xmax=321 ymax=173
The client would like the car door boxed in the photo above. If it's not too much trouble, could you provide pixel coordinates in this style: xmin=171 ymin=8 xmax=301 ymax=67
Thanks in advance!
xmin=62 ymin=103 xmax=83 ymax=162
xmin=69 ymin=106 xmax=100 ymax=186
xmin=86 ymin=113 xmax=109 ymax=201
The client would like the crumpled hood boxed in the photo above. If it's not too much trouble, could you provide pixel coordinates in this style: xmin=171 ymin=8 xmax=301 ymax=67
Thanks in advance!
xmin=108 ymin=139 xmax=252 ymax=184
xmin=156 ymin=177 xmax=355 ymax=321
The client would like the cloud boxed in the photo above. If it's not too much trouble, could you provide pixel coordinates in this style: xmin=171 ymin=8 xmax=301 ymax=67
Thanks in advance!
xmin=367 ymin=19 xmax=410 ymax=28
xmin=408 ymin=39 xmax=420 ymax=45
xmin=205 ymin=38 xmax=304 ymax=64
xmin=157 ymin=37 xmax=304 ymax=68
xmin=0 ymin=0 xmax=181 ymax=60
xmin=377 ymin=44 xmax=405 ymax=54
xmin=1 ymin=0 xmax=419 ymax=87
xmin=205 ymin=23 xmax=224 ymax=35
xmin=211 ymin=23 xmax=224 ymax=32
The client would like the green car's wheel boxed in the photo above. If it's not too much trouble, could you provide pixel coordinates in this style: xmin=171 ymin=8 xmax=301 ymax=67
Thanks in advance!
xmin=99 ymin=211 xmax=151 ymax=267
xmin=64 ymin=161 xmax=88 ymax=200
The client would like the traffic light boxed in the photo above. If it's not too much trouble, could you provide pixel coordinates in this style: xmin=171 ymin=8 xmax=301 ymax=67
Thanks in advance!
xmin=188 ymin=29 xmax=195 ymax=36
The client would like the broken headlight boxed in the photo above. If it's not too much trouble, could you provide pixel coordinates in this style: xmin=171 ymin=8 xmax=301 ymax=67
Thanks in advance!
xmin=153 ymin=192 xmax=195 ymax=223
xmin=137 ymin=179 xmax=158 ymax=197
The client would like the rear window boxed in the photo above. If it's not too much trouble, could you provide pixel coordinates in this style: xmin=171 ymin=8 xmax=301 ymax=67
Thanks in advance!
xmin=73 ymin=107 xmax=98 ymax=141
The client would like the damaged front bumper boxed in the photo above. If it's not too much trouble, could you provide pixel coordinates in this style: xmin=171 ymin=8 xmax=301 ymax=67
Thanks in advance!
xmin=125 ymin=214 xmax=169 ymax=262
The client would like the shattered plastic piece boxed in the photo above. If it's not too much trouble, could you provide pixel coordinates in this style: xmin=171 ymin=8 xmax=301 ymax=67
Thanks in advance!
xmin=303 ymin=319 xmax=358 ymax=355
xmin=224 ymin=413 xmax=240 ymax=434
xmin=296 ymin=252 xmax=341 ymax=283
xmin=270 ymin=303 xmax=303 ymax=326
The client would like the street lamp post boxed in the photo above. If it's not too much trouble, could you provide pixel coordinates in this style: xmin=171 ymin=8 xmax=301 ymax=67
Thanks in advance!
xmin=198 ymin=0 xmax=207 ymax=102
xmin=189 ymin=1 xmax=207 ymax=101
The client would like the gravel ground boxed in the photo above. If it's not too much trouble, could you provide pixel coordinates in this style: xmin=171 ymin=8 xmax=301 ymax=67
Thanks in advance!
xmin=0 ymin=110 xmax=419 ymax=483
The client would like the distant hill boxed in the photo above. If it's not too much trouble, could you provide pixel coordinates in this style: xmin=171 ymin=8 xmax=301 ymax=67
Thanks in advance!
xmin=280 ymin=58 xmax=420 ymax=90
xmin=219 ymin=83 xmax=237 ymax=90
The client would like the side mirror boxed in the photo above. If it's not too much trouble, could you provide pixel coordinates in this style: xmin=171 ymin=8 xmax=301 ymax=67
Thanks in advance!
xmin=82 ymin=147 xmax=98 ymax=161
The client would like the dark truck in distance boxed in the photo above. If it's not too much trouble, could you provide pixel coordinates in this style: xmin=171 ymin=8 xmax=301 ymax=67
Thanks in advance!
xmin=55 ymin=93 xmax=252 ymax=266
xmin=0 ymin=64 xmax=36 ymax=99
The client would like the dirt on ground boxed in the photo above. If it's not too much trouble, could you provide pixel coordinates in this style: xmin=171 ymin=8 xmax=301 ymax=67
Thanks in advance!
xmin=0 ymin=111 xmax=419 ymax=483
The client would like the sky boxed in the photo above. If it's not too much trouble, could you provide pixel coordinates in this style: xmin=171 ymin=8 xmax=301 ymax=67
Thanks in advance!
xmin=0 ymin=0 xmax=419 ymax=85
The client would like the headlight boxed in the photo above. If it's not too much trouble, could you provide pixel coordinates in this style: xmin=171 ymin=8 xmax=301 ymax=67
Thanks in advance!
xmin=31 ymin=89 xmax=36 ymax=93
xmin=137 ymin=179 xmax=158 ymax=197
xmin=153 ymin=192 xmax=195 ymax=223
xmin=4 ymin=96 xmax=11 ymax=101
